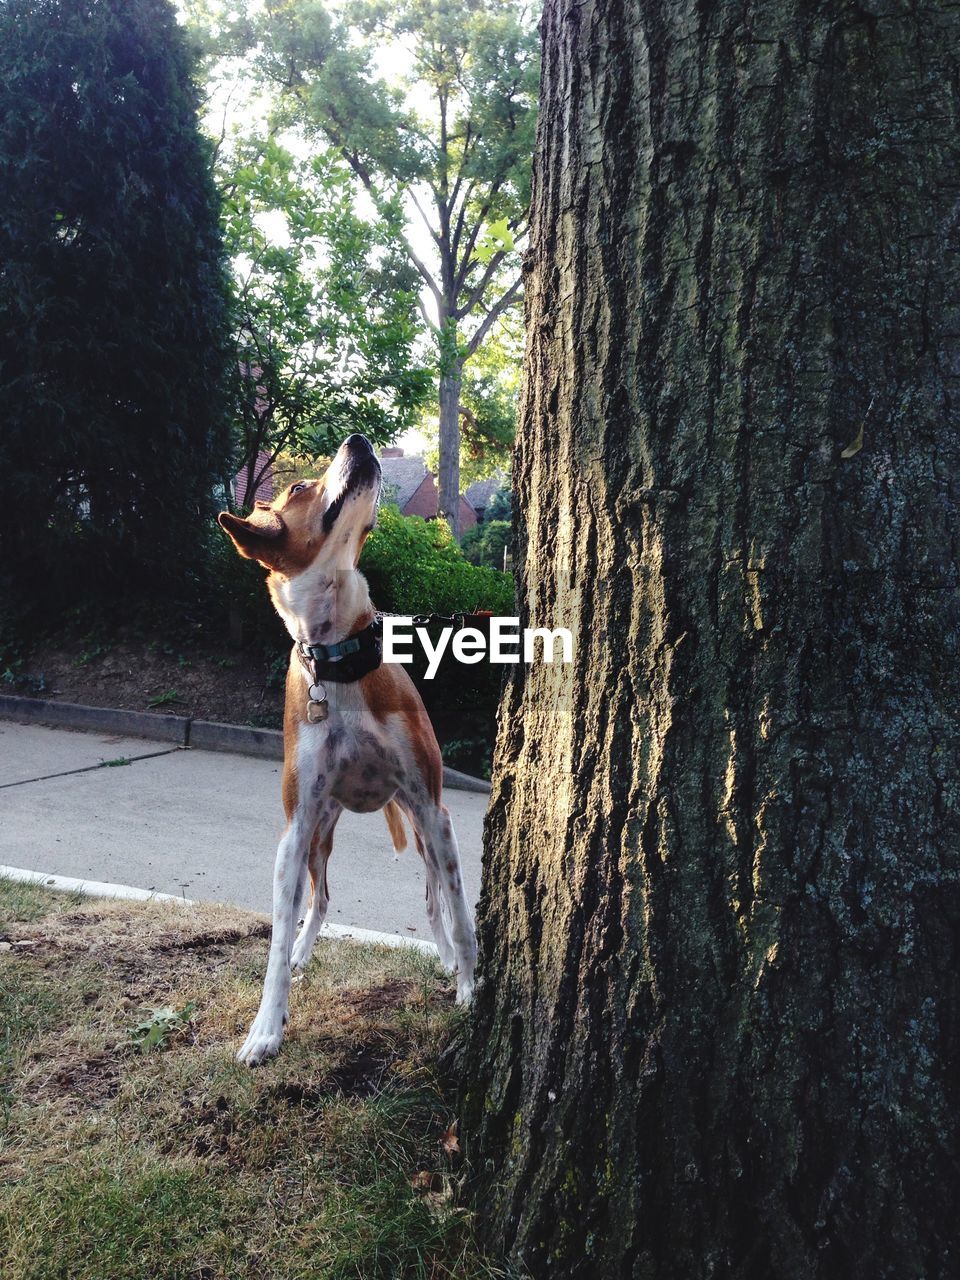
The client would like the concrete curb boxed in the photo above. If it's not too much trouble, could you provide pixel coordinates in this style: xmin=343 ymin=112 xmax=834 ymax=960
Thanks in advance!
xmin=0 ymin=864 xmax=440 ymax=956
xmin=0 ymin=864 xmax=194 ymax=905
xmin=0 ymin=694 xmax=491 ymax=793
xmin=0 ymin=694 xmax=189 ymax=744
xmin=189 ymin=718 xmax=284 ymax=761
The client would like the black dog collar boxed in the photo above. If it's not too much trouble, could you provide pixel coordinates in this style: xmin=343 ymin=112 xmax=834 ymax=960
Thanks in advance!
xmin=295 ymin=616 xmax=383 ymax=684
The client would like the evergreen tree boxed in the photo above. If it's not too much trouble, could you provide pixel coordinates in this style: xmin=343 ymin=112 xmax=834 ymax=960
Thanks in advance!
xmin=0 ymin=0 xmax=232 ymax=606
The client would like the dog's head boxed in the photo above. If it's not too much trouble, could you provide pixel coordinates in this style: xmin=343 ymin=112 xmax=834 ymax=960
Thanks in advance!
xmin=218 ymin=434 xmax=382 ymax=577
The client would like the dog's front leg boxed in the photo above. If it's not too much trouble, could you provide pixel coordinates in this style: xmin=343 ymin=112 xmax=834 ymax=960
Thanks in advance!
xmin=237 ymin=818 xmax=311 ymax=1066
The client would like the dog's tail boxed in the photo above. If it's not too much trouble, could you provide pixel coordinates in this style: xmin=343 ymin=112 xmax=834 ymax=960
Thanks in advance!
xmin=383 ymin=799 xmax=407 ymax=853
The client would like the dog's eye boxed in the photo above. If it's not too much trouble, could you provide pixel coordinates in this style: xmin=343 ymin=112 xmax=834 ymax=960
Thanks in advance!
xmin=289 ymin=482 xmax=308 ymax=496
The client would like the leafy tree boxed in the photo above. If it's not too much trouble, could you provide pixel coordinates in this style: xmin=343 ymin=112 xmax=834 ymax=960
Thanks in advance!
xmin=218 ymin=134 xmax=431 ymax=509
xmin=247 ymin=0 xmax=538 ymax=534
xmin=426 ymin=305 xmax=522 ymax=486
xmin=460 ymin=518 xmax=509 ymax=571
xmin=0 ymin=0 xmax=232 ymax=603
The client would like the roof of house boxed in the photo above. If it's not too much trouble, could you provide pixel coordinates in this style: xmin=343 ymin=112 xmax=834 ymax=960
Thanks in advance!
xmin=380 ymin=454 xmax=429 ymax=510
xmin=380 ymin=450 xmax=505 ymax=517
xmin=463 ymin=474 xmax=503 ymax=512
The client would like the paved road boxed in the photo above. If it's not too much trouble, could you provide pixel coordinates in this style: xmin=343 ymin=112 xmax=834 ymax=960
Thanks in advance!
xmin=0 ymin=721 xmax=488 ymax=939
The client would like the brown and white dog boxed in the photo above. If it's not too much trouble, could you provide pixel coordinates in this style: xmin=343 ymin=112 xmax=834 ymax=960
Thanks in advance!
xmin=218 ymin=433 xmax=477 ymax=1066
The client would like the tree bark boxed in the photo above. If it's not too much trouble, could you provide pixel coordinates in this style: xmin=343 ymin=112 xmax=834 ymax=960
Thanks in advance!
xmin=461 ymin=2 xmax=960 ymax=1277
xmin=438 ymin=358 xmax=463 ymax=538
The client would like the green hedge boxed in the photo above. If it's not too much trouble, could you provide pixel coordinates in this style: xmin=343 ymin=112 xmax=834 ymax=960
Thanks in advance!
xmin=360 ymin=506 xmax=514 ymax=616
xmin=460 ymin=519 xmax=511 ymax=571
xmin=360 ymin=506 xmax=514 ymax=777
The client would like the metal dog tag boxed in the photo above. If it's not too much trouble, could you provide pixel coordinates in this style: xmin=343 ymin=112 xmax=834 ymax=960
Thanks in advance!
xmin=306 ymin=698 xmax=328 ymax=724
xmin=306 ymin=683 xmax=328 ymax=723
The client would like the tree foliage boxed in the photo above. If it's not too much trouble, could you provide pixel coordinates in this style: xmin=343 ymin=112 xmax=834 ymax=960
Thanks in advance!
xmin=219 ymin=134 xmax=431 ymax=508
xmin=243 ymin=0 xmax=537 ymax=530
xmin=0 ymin=0 xmax=232 ymax=602
xmin=459 ymin=518 xmax=509 ymax=570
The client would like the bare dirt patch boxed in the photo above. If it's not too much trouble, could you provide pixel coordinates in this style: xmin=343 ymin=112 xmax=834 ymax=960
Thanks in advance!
xmin=6 ymin=897 xmax=271 ymax=957
xmin=18 ymin=637 xmax=285 ymax=730
xmin=344 ymin=976 xmax=417 ymax=1015
xmin=322 ymin=1036 xmax=406 ymax=1098
xmin=26 ymin=1051 xmax=121 ymax=1108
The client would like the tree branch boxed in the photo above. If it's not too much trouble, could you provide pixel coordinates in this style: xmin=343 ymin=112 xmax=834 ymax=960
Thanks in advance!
xmin=453 ymin=180 xmax=504 ymax=293
xmin=448 ymin=120 xmax=474 ymax=210
xmin=417 ymin=293 xmax=440 ymax=335
xmin=409 ymin=187 xmax=442 ymax=248
xmin=334 ymin=144 xmax=443 ymax=305
xmin=456 ymin=248 xmax=510 ymax=321
xmin=464 ymin=277 xmax=523 ymax=358
xmin=450 ymin=177 xmax=478 ymax=265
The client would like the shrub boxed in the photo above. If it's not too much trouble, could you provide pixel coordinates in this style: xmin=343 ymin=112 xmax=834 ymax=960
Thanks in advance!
xmin=460 ymin=520 xmax=511 ymax=571
xmin=0 ymin=0 xmax=232 ymax=610
xmin=360 ymin=506 xmax=514 ymax=776
xmin=360 ymin=506 xmax=514 ymax=616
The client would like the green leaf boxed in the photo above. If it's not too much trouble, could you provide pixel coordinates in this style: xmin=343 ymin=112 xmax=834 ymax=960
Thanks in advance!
xmin=129 ymin=1001 xmax=196 ymax=1053
xmin=486 ymin=218 xmax=515 ymax=251
xmin=841 ymin=423 xmax=864 ymax=458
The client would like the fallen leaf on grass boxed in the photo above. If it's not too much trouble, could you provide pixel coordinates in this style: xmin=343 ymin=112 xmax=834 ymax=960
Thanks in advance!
xmin=441 ymin=1119 xmax=460 ymax=1156
xmin=411 ymin=1170 xmax=441 ymax=1193
xmin=128 ymin=1001 xmax=196 ymax=1052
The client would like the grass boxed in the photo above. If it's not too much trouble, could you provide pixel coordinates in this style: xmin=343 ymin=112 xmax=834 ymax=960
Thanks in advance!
xmin=0 ymin=878 xmax=502 ymax=1280
xmin=145 ymin=689 xmax=182 ymax=708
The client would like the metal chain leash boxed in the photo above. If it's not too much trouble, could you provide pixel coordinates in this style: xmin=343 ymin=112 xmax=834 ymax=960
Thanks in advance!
xmin=377 ymin=610 xmax=493 ymax=629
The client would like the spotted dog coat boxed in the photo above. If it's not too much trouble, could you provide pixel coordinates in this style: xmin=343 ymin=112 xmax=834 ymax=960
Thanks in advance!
xmin=218 ymin=434 xmax=477 ymax=1066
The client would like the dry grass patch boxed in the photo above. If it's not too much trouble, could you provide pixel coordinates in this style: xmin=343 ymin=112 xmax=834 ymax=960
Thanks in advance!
xmin=0 ymin=879 xmax=502 ymax=1280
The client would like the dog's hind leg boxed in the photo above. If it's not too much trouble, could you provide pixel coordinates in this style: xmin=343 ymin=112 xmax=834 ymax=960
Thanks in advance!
xmin=412 ymin=823 xmax=457 ymax=972
xmin=291 ymin=802 xmax=342 ymax=972
xmin=400 ymin=792 xmax=476 ymax=1001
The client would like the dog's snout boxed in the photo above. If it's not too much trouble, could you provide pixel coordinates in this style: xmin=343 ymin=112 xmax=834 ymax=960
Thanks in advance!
xmin=345 ymin=433 xmax=374 ymax=454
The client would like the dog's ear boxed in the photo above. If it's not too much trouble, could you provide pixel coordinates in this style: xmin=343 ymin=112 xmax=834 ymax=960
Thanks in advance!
xmin=217 ymin=509 xmax=286 ymax=566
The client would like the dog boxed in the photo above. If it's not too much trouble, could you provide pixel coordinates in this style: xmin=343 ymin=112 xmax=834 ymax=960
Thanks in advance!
xmin=218 ymin=433 xmax=477 ymax=1065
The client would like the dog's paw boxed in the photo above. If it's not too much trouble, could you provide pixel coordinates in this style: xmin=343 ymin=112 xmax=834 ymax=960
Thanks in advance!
xmin=237 ymin=1017 xmax=284 ymax=1066
xmin=455 ymin=976 xmax=475 ymax=1006
xmin=289 ymin=937 xmax=314 ymax=973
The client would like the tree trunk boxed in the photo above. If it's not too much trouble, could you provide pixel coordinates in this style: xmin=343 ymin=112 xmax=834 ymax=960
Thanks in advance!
xmin=461 ymin=2 xmax=960 ymax=1277
xmin=438 ymin=360 xmax=463 ymax=538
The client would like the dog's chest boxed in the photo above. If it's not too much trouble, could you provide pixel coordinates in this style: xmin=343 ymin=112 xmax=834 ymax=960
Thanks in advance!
xmin=297 ymin=702 xmax=405 ymax=814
